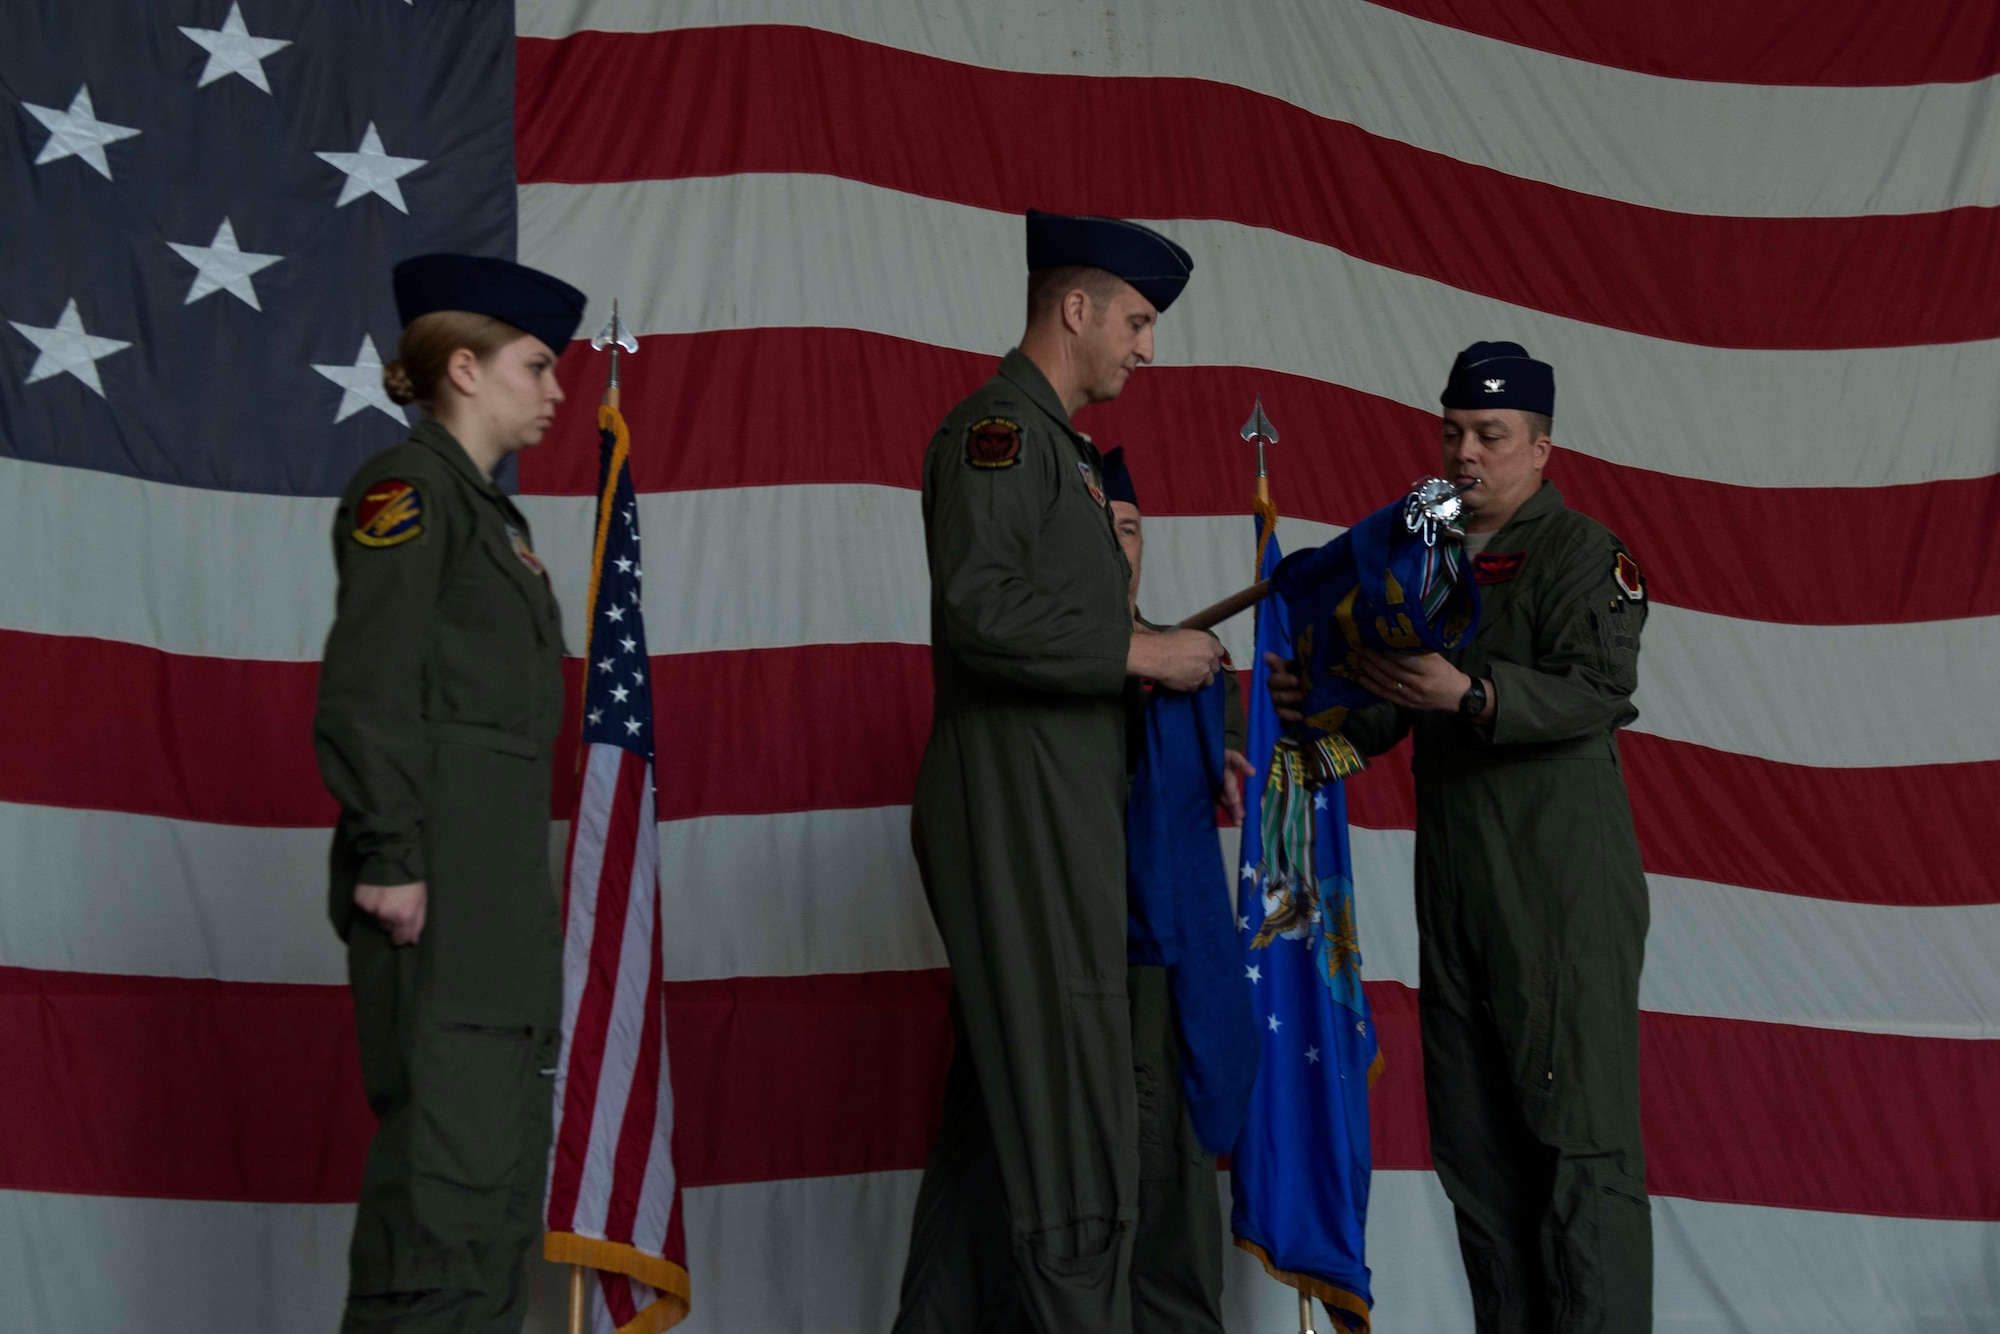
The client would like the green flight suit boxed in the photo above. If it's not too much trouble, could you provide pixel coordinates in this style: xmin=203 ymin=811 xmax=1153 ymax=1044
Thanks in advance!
xmin=1343 ymin=481 xmax=1651 ymax=1334
xmin=895 ymin=350 xmax=1139 ymax=1334
xmin=313 ymin=419 xmax=567 ymax=1333
xmin=1127 ymin=614 xmax=1245 ymax=1334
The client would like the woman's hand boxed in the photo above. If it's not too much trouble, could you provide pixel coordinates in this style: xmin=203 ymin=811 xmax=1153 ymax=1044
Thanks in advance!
xmin=355 ymin=880 xmax=428 ymax=946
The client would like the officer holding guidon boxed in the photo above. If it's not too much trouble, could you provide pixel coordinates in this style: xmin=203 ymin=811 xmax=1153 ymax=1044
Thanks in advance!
xmin=1273 ymin=341 xmax=1652 ymax=1333
xmin=894 ymin=211 xmax=1224 ymax=1334
xmin=313 ymin=254 xmax=584 ymax=1331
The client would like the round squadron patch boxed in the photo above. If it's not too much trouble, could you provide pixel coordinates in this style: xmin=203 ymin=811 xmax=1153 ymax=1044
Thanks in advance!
xmin=352 ymin=479 xmax=424 ymax=548
xmin=1614 ymin=551 xmax=1646 ymax=601
xmin=965 ymin=417 xmax=1022 ymax=469
xmin=506 ymin=524 xmax=546 ymax=576
xmin=1077 ymin=460 xmax=1106 ymax=507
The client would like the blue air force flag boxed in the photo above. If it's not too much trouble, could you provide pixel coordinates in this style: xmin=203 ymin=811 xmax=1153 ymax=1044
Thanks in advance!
xmin=1230 ymin=513 xmax=1381 ymax=1332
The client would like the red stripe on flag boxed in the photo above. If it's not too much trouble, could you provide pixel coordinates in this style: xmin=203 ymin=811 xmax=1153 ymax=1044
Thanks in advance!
xmin=2 ymin=632 xmax=1990 ymax=908
xmin=515 ymin=26 xmax=2000 ymax=349
xmin=547 ymin=747 xmax=649 ymax=1231
xmin=604 ymin=895 xmax=669 ymax=1245
xmin=0 ymin=629 xmax=332 ymax=827
xmin=526 ymin=330 xmax=2000 ymax=627
xmin=8 ymin=966 xmax=2000 ymax=1219
xmin=1358 ymin=0 xmax=2000 ymax=87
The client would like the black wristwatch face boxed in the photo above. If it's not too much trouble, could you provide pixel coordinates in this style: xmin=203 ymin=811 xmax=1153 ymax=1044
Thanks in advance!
xmin=1459 ymin=679 xmax=1487 ymax=718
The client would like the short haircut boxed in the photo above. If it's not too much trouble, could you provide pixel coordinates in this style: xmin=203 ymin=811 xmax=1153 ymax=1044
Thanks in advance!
xmin=1026 ymin=264 xmax=1125 ymax=326
xmin=1523 ymin=411 xmax=1553 ymax=440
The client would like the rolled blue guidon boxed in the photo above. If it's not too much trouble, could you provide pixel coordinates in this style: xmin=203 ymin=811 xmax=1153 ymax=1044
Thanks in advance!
xmin=1271 ymin=482 xmax=1482 ymax=776
xmin=1125 ymin=675 xmax=1261 ymax=1154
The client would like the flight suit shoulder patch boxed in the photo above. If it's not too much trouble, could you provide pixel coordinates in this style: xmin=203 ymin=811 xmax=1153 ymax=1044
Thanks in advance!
xmin=1077 ymin=459 xmax=1106 ymax=507
xmin=1613 ymin=550 xmax=1645 ymax=601
xmin=352 ymin=478 xmax=425 ymax=548
xmin=1473 ymin=551 xmax=1527 ymax=585
xmin=964 ymin=416 xmax=1023 ymax=469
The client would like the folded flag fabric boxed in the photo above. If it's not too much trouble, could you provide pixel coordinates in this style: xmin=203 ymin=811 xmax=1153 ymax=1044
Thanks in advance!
xmin=1125 ymin=675 xmax=1261 ymax=1154
xmin=1272 ymin=485 xmax=1481 ymax=771
xmin=1232 ymin=513 xmax=1381 ymax=1333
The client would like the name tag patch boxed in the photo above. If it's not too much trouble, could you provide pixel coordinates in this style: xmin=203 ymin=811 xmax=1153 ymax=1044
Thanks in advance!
xmin=1473 ymin=551 xmax=1526 ymax=585
xmin=1078 ymin=460 xmax=1106 ymax=507
xmin=506 ymin=524 xmax=546 ymax=576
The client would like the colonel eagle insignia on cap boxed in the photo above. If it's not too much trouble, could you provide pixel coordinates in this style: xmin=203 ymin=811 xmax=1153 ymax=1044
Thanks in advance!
xmin=1483 ymin=378 xmax=1505 ymax=393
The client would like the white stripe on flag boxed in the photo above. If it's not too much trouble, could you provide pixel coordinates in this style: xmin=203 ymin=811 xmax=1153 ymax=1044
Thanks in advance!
xmin=574 ymin=762 xmax=661 ymax=1236
xmin=512 ymin=0 xmax=2000 ymax=218
xmin=520 ymin=173 xmax=2000 ymax=487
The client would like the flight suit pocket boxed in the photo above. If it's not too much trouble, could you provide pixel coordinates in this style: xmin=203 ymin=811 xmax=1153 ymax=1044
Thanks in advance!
xmin=1520 ymin=964 xmax=1562 ymax=1102
xmin=412 ymin=1018 xmax=536 ymax=1189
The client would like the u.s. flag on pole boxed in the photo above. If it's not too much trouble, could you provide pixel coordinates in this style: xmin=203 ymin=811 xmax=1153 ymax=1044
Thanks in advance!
xmin=544 ymin=402 xmax=690 ymax=1334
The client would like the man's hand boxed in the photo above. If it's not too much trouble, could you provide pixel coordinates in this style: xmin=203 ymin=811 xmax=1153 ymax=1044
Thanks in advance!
xmin=355 ymin=880 xmax=427 ymax=946
xmin=1220 ymin=749 xmax=1255 ymax=825
xmin=1129 ymin=628 xmax=1224 ymax=693
xmin=1263 ymin=652 xmax=1306 ymax=723
xmin=1358 ymin=648 xmax=1485 ymax=716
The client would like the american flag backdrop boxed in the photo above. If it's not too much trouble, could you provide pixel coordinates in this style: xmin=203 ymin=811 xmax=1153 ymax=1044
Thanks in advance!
xmin=2 ymin=2 xmax=1998 ymax=1331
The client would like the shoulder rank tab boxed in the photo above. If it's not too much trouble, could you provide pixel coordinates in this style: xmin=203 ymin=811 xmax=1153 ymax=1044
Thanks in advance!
xmin=1614 ymin=551 xmax=1645 ymax=601
xmin=965 ymin=416 xmax=1022 ymax=469
xmin=352 ymin=479 xmax=424 ymax=548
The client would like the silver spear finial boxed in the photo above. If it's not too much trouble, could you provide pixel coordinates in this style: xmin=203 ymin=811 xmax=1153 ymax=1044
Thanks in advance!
xmin=1240 ymin=396 xmax=1278 ymax=484
xmin=591 ymin=298 xmax=639 ymax=401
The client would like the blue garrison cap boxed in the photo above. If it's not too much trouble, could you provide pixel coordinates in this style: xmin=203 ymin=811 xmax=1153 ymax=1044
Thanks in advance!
xmin=1101 ymin=446 xmax=1139 ymax=507
xmin=1440 ymin=340 xmax=1555 ymax=417
xmin=1026 ymin=208 xmax=1193 ymax=313
xmin=393 ymin=254 xmax=587 ymax=354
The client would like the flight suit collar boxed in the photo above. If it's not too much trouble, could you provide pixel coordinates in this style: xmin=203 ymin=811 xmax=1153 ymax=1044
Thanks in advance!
xmin=997 ymin=348 xmax=1087 ymax=446
xmin=409 ymin=418 xmax=503 ymax=497
xmin=1491 ymin=478 xmax=1563 ymax=543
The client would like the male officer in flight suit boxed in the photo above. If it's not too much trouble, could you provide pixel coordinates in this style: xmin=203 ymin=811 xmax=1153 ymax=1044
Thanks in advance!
xmin=1275 ymin=342 xmax=1652 ymax=1333
xmin=893 ymin=211 xmax=1224 ymax=1334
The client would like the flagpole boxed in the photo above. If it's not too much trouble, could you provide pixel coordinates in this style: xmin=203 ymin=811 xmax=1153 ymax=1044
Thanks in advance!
xmin=567 ymin=299 xmax=643 ymax=1334
xmin=1298 ymin=1289 xmax=1315 ymax=1334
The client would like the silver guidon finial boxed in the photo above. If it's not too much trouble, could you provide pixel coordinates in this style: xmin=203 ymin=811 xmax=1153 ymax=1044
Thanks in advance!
xmin=591 ymin=299 xmax=638 ymax=355
xmin=1402 ymin=476 xmax=1479 ymax=548
xmin=1240 ymin=396 xmax=1278 ymax=478
xmin=591 ymin=298 xmax=639 ymax=390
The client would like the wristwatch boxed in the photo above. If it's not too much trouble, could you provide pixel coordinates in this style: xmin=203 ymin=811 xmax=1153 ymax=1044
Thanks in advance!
xmin=1457 ymin=677 xmax=1488 ymax=720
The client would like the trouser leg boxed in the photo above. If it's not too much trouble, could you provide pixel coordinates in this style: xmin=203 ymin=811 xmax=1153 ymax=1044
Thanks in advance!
xmin=341 ymin=922 xmax=558 ymax=1333
xmin=904 ymin=770 xmax=1137 ymax=1334
xmin=1419 ymin=855 xmax=1652 ymax=1334
xmin=1420 ymin=963 xmax=1554 ymax=1334
xmin=1530 ymin=955 xmax=1652 ymax=1334
xmin=894 ymin=1000 xmax=1029 ymax=1334
xmin=1128 ymin=965 xmax=1224 ymax=1334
